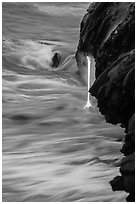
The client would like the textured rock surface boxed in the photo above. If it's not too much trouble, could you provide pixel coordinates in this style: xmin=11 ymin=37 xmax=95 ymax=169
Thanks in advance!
xmin=76 ymin=2 xmax=135 ymax=201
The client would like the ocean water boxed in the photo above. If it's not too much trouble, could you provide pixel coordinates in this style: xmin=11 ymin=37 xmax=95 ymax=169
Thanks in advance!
xmin=2 ymin=2 xmax=127 ymax=202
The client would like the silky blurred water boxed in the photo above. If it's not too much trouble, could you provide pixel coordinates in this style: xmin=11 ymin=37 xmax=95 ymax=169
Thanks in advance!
xmin=2 ymin=2 xmax=127 ymax=202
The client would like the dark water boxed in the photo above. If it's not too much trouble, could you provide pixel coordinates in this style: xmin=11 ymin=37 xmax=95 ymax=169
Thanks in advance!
xmin=2 ymin=2 xmax=127 ymax=202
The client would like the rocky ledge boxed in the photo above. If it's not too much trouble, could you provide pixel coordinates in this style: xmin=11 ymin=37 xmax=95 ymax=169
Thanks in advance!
xmin=76 ymin=2 xmax=135 ymax=202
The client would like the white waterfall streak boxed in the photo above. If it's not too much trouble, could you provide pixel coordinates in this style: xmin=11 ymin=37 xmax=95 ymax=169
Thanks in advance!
xmin=84 ymin=56 xmax=92 ymax=109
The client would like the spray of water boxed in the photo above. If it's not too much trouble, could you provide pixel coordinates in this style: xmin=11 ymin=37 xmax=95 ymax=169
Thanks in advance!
xmin=84 ymin=56 xmax=92 ymax=109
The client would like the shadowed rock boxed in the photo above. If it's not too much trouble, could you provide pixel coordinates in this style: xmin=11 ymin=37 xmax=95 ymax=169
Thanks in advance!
xmin=52 ymin=52 xmax=61 ymax=68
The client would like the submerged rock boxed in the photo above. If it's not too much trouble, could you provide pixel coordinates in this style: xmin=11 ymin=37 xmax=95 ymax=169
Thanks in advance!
xmin=76 ymin=2 xmax=135 ymax=201
xmin=52 ymin=52 xmax=61 ymax=68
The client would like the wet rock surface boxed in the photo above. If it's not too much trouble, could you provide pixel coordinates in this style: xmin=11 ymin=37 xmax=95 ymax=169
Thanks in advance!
xmin=52 ymin=52 xmax=61 ymax=68
xmin=76 ymin=2 xmax=135 ymax=201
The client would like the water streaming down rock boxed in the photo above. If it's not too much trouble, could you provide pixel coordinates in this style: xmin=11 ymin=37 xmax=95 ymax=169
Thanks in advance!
xmin=76 ymin=2 xmax=135 ymax=201
xmin=84 ymin=56 xmax=96 ymax=109
xmin=84 ymin=56 xmax=92 ymax=109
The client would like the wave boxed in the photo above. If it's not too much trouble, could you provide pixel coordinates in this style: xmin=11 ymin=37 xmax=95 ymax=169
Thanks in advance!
xmin=3 ymin=38 xmax=59 ymax=70
xmin=33 ymin=3 xmax=89 ymax=17
xmin=2 ymin=38 xmax=83 ymax=105
xmin=3 ymin=37 xmax=78 ymax=72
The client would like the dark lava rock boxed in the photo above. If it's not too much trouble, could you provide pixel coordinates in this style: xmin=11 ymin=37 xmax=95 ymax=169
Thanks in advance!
xmin=76 ymin=2 xmax=135 ymax=201
xmin=110 ymin=176 xmax=124 ymax=191
xmin=52 ymin=52 xmax=61 ymax=68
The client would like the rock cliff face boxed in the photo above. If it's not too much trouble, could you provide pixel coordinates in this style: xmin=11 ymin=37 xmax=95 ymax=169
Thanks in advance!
xmin=76 ymin=2 xmax=135 ymax=202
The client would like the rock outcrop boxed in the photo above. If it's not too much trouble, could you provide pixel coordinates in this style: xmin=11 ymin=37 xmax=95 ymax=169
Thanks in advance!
xmin=76 ymin=2 xmax=135 ymax=201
